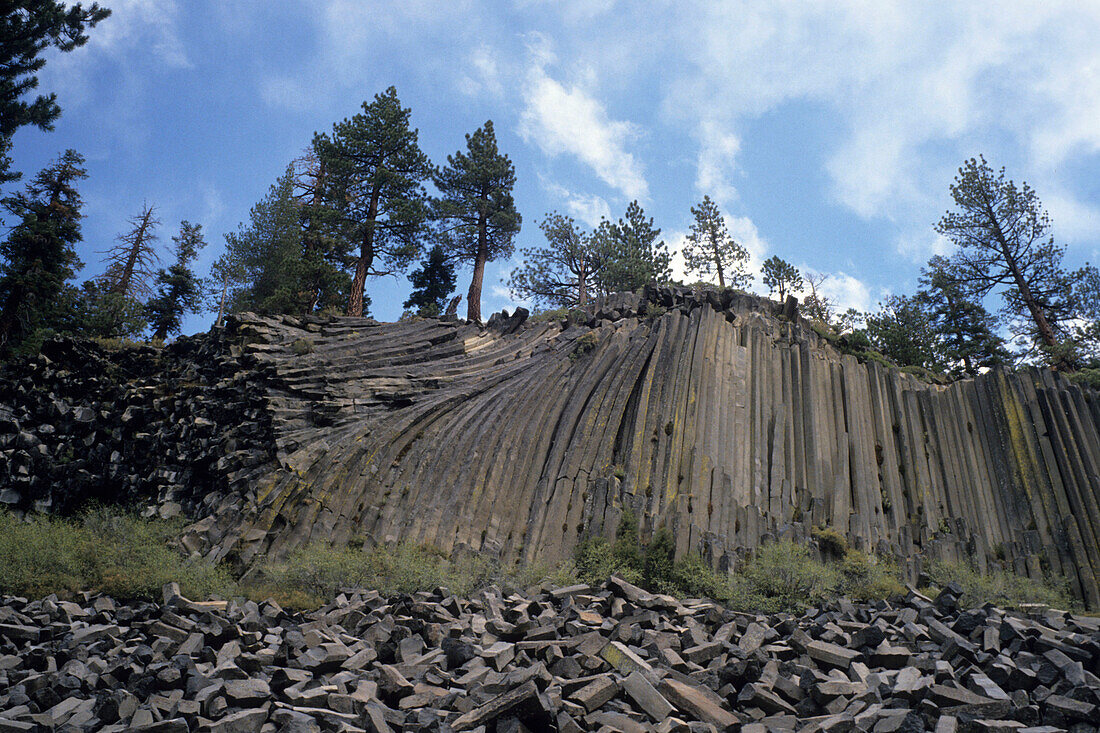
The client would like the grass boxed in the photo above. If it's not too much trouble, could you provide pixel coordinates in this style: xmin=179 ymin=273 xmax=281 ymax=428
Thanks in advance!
xmin=0 ymin=509 xmax=232 ymax=602
xmin=0 ymin=508 xmax=1080 ymax=614
xmin=923 ymin=559 xmax=1075 ymax=610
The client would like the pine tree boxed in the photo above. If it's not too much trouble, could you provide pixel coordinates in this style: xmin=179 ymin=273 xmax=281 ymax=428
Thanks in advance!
xmin=433 ymin=120 xmax=521 ymax=323
xmin=1 ymin=2 xmax=110 ymax=183
xmin=919 ymin=255 xmax=1008 ymax=375
xmin=801 ymin=272 xmax=833 ymax=323
xmin=0 ymin=149 xmax=86 ymax=354
xmin=508 ymin=212 xmax=604 ymax=310
xmin=936 ymin=156 xmax=1074 ymax=362
xmin=221 ymin=167 xmax=315 ymax=315
xmin=291 ymin=149 xmax=351 ymax=313
xmin=863 ymin=295 xmax=943 ymax=371
xmin=403 ymin=244 xmax=456 ymax=316
xmin=314 ymin=87 xmax=432 ymax=316
xmin=144 ymin=221 xmax=206 ymax=341
xmin=594 ymin=201 xmax=671 ymax=295
xmin=682 ymin=196 xmax=749 ymax=289
xmin=761 ymin=256 xmax=803 ymax=302
xmin=102 ymin=203 xmax=161 ymax=299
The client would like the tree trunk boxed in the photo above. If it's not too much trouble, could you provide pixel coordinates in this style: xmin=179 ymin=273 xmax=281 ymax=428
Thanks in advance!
xmin=467 ymin=213 xmax=488 ymax=323
xmin=347 ymin=188 xmax=380 ymax=317
xmin=578 ymin=262 xmax=588 ymax=307
xmin=216 ymin=273 xmax=228 ymax=328
xmin=980 ymin=192 xmax=1058 ymax=351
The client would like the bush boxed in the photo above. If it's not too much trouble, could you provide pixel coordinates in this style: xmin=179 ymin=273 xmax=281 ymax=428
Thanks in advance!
xmin=812 ymin=526 xmax=848 ymax=559
xmin=570 ymin=331 xmax=599 ymax=360
xmin=1068 ymin=368 xmax=1100 ymax=391
xmin=839 ymin=549 xmax=905 ymax=600
xmin=0 ymin=509 xmax=232 ymax=602
xmin=643 ymin=527 xmax=676 ymax=593
xmin=924 ymin=560 xmax=1076 ymax=610
xmin=290 ymin=337 xmax=314 ymax=355
xmin=741 ymin=540 xmax=841 ymax=610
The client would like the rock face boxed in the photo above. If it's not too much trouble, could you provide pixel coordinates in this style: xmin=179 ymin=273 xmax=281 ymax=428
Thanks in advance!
xmin=1 ymin=579 xmax=1099 ymax=731
xmin=2 ymin=287 xmax=1100 ymax=606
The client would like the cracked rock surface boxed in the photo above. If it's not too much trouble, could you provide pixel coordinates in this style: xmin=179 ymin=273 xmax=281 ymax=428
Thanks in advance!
xmin=2 ymin=286 xmax=1099 ymax=607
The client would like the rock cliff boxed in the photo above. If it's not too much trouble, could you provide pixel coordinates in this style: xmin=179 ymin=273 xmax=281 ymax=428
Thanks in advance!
xmin=2 ymin=287 xmax=1098 ymax=606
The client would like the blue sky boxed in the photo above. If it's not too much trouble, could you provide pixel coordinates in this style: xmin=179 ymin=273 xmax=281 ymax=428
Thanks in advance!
xmin=7 ymin=0 xmax=1100 ymax=333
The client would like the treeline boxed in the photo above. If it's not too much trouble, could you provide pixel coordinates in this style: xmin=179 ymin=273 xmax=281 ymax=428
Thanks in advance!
xmin=1 ymin=4 xmax=1097 ymax=378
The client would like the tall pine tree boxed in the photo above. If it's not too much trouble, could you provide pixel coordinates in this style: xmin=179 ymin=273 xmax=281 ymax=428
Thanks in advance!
xmin=593 ymin=201 xmax=670 ymax=295
xmin=0 ymin=149 xmax=86 ymax=354
xmin=682 ymin=196 xmax=749 ymax=289
xmin=433 ymin=120 xmax=521 ymax=323
xmin=507 ymin=212 xmax=603 ymax=309
xmin=761 ymin=256 xmax=802 ymax=302
xmin=313 ymin=87 xmax=431 ymax=316
xmin=145 ymin=221 xmax=206 ymax=341
xmin=919 ymin=255 xmax=1008 ymax=375
xmin=936 ymin=156 xmax=1074 ymax=362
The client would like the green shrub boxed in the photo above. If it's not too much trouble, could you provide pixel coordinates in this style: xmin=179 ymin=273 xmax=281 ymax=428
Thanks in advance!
xmin=643 ymin=527 xmax=676 ymax=593
xmin=839 ymin=549 xmax=905 ymax=600
xmin=528 ymin=308 xmax=569 ymax=324
xmin=290 ymin=337 xmax=314 ymax=355
xmin=671 ymin=552 xmax=731 ymax=600
xmin=612 ymin=509 xmax=644 ymax=576
xmin=925 ymin=560 xmax=1076 ymax=610
xmin=570 ymin=332 xmax=599 ymax=361
xmin=0 ymin=509 xmax=232 ymax=602
xmin=741 ymin=540 xmax=840 ymax=610
xmin=640 ymin=302 xmax=667 ymax=320
xmin=1068 ymin=368 xmax=1100 ymax=391
xmin=812 ymin=525 xmax=848 ymax=559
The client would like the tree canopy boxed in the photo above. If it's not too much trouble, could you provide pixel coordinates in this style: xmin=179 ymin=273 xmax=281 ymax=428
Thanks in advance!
xmin=1 ymin=2 xmax=110 ymax=183
xmin=508 ymin=212 xmax=604 ymax=310
xmin=682 ymin=196 xmax=749 ymax=289
xmin=314 ymin=87 xmax=431 ymax=316
xmin=433 ymin=120 xmax=520 ymax=323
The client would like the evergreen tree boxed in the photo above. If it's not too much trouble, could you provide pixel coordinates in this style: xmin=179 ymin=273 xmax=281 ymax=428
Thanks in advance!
xmin=0 ymin=149 xmax=86 ymax=354
xmin=863 ymin=295 xmax=943 ymax=371
xmin=433 ymin=120 xmax=521 ymax=323
xmin=69 ymin=278 xmax=146 ymax=340
xmin=682 ymin=196 xmax=749 ymax=289
xmin=936 ymin=156 xmax=1074 ymax=361
xmin=403 ymin=244 xmax=456 ymax=316
xmin=507 ymin=212 xmax=604 ymax=310
xmin=1 ymin=2 xmax=110 ymax=183
xmin=291 ymin=149 xmax=351 ymax=313
xmin=144 ymin=221 xmax=206 ymax=341
xmin=221 ymin=167 xmax=319 ymax=316
xmin=761 ymin=255 xmax=803 ymax=302
xmin=314 ymin=87 xmax=431 ymax=316
xmin=594 ymin=201 xmax=671 ymax=295
xmin=919 ymin=255 xmax=1008 ymax=375
xmin=102 ymin=203 xmax=161 ymax=299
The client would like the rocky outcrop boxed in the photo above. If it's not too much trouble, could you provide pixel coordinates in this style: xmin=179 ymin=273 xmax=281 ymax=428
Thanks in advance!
xmin=2 ymin=287 xmax=1099 ymax=606
xmin=1 ymin=579 xmax=1098 ymax=731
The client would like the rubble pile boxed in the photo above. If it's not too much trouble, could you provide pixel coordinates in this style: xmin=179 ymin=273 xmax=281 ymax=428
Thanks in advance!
xmin=1 ymin=577 xmax=1097 ymax=732
xmin=0 ymin=331 xmax=275 ymax=519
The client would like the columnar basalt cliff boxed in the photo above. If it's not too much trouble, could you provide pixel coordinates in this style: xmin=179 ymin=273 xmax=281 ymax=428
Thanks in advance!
xmin=2 ymin=287 xmax=1099 ymax=606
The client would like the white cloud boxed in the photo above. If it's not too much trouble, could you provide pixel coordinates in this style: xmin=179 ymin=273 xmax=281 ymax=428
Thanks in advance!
xmin=540 ymin=179 xmax=612 ymax=227
xmin=458 ymin=45 xmax=505 ymax=98
xmin=796 ymin=270 xmax=877 ymax=315
xmin=651 ymin=1 xmax=1100 ymax=233
xmin=89 ymin=0 xmax=190 ymax=68
xmin=519 ymin=42 xmax=648 ymax=200
xmin=695 ymin=121 xmax=742 ymax=206
xmin=895 ymin=232 xmax=953 ymax=264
